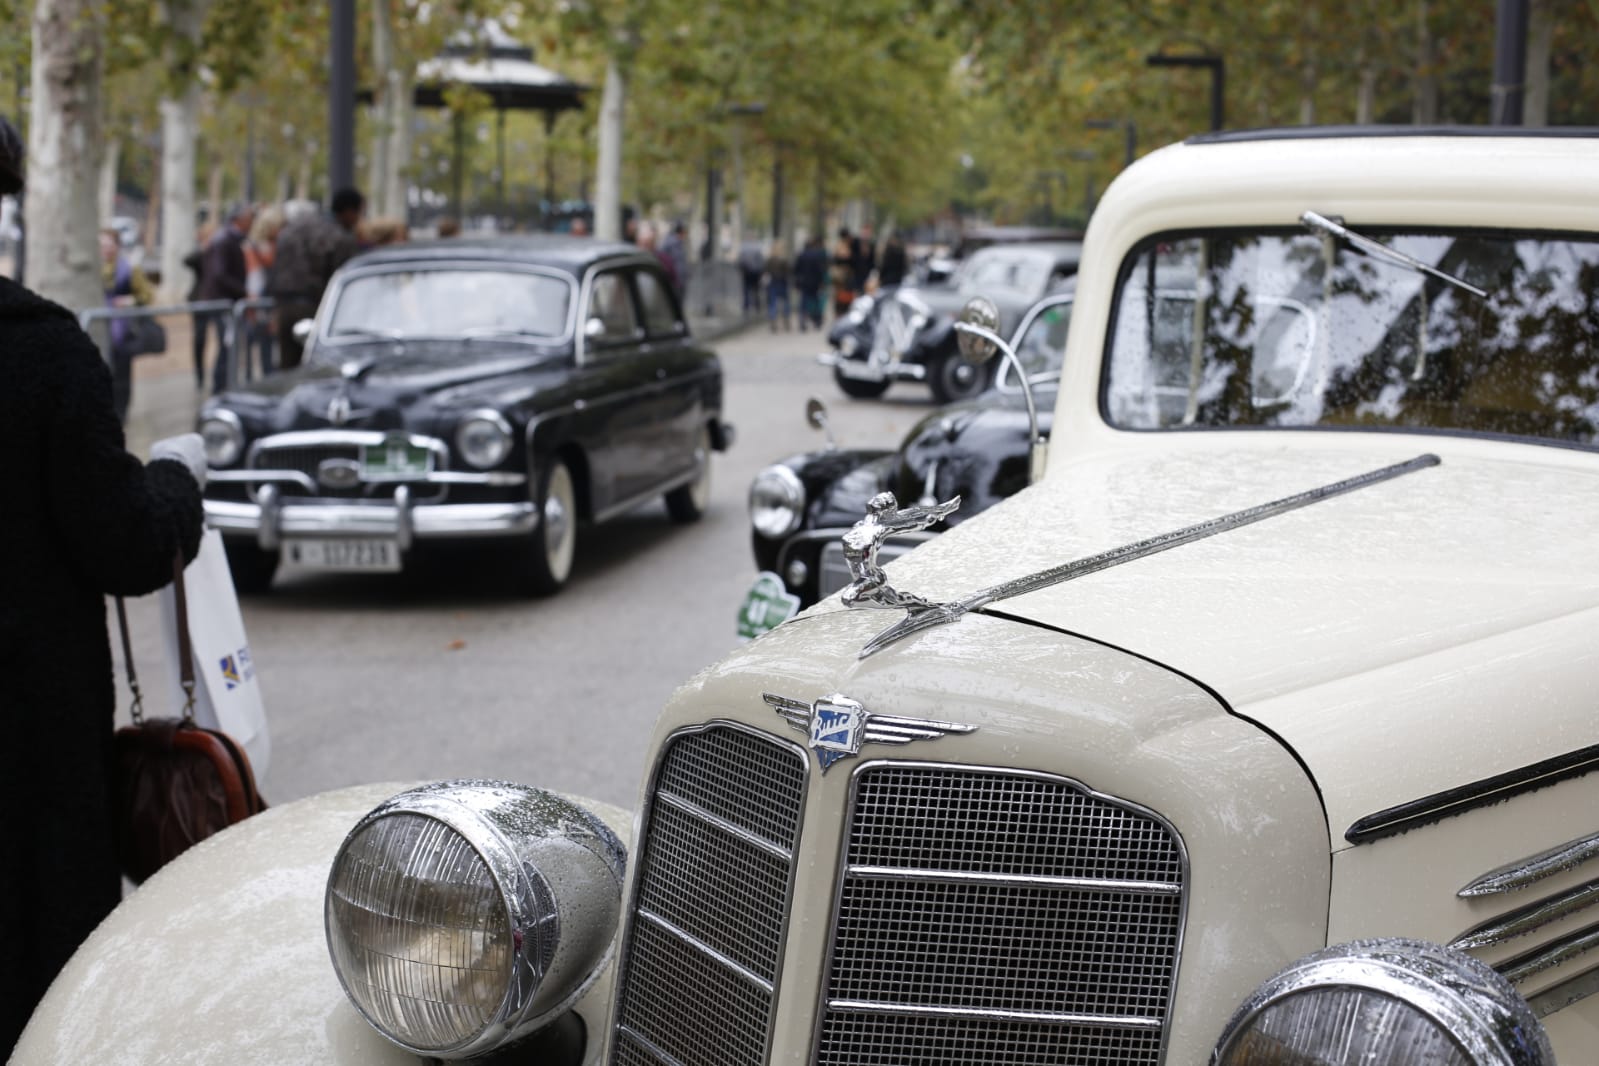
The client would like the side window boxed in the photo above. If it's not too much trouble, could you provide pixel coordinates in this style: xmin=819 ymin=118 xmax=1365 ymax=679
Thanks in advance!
xmin=586 ymin=271 xmax=641 ymax=344
xmin=634 ymin=268 xmax=683 ymax=337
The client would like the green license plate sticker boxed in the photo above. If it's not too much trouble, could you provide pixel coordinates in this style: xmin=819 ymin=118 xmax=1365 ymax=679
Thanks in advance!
xmin=361 ymin=439 xmax=432 ymax=477
xmin=737 ymin=571 xmax=801 ymax=640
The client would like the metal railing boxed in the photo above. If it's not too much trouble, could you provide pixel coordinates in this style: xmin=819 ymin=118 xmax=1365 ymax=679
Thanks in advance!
xmin=77 ymin=297 xmax=279 ymax=389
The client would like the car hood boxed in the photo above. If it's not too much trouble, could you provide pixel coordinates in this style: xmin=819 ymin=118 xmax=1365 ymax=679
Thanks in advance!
xmin=219 ymin=342 xmax=566 ymax=431
xmin=840 ymin=440 xmax=1599 ymax=838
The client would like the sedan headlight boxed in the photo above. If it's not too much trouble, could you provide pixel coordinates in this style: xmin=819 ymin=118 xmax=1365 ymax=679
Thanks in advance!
xmin=198 ymin=409 xmax=243 ymax=467
xmin=1214 ymin=939 xmax=1552 ymax=1066
xmin=844 ymin=294 xmax=876 ymax=324
xmin=325 ymin=781 xmax=626 ymax=1059
xmin=455 ymin=410 xmax=513 ymax=469
xmin=749 ymin=464 xmax=805 ymax=539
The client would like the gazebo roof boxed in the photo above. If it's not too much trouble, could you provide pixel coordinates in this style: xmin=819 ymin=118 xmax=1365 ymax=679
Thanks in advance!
xmin=414 ymin=21 xmax=587 ymax=112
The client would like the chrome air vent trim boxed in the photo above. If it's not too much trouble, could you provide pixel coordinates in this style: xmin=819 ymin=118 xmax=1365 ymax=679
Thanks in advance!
xmin=815 ymin=761 xmax=1188 ymax=1066
xmin=1527 ymin=963 xmax=1599 ymax=1018
xmin=1460 ymin=831 xmax=1599 ymax=898
xmin=609 ymin=721 xmax=808 ymax=1066
xmin=1452 ymin=879 xmax=1599 ymax=950
xmin=1497 ymin=921 xmax=1599 ymax=985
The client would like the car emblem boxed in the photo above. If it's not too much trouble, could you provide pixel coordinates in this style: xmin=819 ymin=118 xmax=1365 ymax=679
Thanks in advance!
xmin=317 ymin=457 xmax=362 ymax=490
xmin=764 ymin=692 xmax=976 ymax=772
xmin=327 ymin=393 xmax=353 ymax=426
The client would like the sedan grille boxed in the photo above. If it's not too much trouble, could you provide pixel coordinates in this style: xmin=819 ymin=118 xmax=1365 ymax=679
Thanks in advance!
xmin=612 ymin=724 xmax=808 ymax=1066
xmin=251 ymin=442 xmax=445 ymax=501
xmin=816 ymin=764 xmax=1186 ymax=1066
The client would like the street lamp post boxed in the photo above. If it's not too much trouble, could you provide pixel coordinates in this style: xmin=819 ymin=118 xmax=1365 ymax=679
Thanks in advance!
xmin=1085 ymin=118 xmax=1136 ymax=168
xmin=1146 ymin=53 xmax=1225 ymax=132
xmin=329 ymin=0 xmax=356 ymax=194
xmin=1491 ymin=0 xmax=1529 ymax=124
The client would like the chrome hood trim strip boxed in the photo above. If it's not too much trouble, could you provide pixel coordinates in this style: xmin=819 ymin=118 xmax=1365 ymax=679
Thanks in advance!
xmin=1460 ymin=831 xmax=1599 ymax=898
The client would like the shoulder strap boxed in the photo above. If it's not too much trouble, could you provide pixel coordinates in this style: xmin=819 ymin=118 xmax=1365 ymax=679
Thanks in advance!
xmin=113 ymin=596 xmax=145 ymax=724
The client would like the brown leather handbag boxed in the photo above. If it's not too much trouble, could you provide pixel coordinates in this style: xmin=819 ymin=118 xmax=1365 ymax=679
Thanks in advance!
xmin=112 ymin=553 xmax=266 ymax=884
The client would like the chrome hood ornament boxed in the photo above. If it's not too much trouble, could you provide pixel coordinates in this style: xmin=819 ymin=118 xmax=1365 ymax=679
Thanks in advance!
xmin=843 ymin=453 xmax=1443 ymax=660
xmin=841 ymin=491 xmax=961 ymax=611
xmin=764 ymin=692 xmax=976 ymax=772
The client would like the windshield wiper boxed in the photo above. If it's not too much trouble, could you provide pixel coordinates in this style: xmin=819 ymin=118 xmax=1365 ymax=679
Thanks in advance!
xmin=334 ymin=327 xmax=405 ymax=340
xmin=1300 ymin=211 xmax=1487 ymax=299
xmin=461 ymin=326 xmax=542 ymax=342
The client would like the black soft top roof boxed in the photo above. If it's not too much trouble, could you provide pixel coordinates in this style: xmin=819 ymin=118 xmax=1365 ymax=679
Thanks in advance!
xmin=1187 ymin=124 xmax=1599 ymax=146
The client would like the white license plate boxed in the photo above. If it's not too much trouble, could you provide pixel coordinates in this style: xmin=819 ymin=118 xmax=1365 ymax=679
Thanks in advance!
xmin=284 ymin=539 xmax=401 ymax=572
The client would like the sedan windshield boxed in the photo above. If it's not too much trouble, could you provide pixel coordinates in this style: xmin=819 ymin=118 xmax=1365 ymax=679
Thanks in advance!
xmin=1105 ymin=229 xmax=1599 ymax=448
xmin=327 ymin=268 xmax=572 ymax=342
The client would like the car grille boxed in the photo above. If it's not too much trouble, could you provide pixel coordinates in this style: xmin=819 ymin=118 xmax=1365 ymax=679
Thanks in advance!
xmin=611 ymin=724 xmax=808 ymax=1066
xmin=252 ymin=442 xmax=445 ymax=501
xmin=816 ymin=764 xmax=1186 ymax=1066
xmin=818 ymin=538 xmax=921 ymax=599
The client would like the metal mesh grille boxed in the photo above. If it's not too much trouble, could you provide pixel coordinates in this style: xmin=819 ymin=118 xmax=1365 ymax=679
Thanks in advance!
xmin=612 ymin=725 xmax=806 ymax=1066
xmin=253 ymin=442 xmax=445 ymax=500
xmin=819 ymin=765 xmax=1185 ymax=1066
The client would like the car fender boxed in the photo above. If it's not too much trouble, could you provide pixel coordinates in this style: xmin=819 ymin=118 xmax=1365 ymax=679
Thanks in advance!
xmin=12 ymin=781 xmax=633 ymax=1066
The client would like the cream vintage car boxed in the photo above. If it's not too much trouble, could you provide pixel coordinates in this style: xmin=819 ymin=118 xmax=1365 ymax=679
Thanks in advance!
xmin=15 ymin=129 xmax=1599 ymax=1066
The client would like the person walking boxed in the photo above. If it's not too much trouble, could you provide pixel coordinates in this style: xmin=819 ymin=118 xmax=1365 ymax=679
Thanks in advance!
xmin=794 ymin=236 xmax=828 ymax=331
xmin=659 ymin=222 xmax=688 ymax=299
xmin=878 ymin=232 xmax=908 ymax=288
xmin=182 ymin=222 xmax=213 ymax=390
xmin=831 ymin=228 xmax=856 ymax=317
xmin=738 ymin=239 xmax=765 ymax=316
xmin=0 ymin=115 xmax=208 ymax=1056
xmin=98 ymin=227 xmax=155 ymax=422
xmin=268 ymin=187 xmax=364 ymax=370
xmin=197 ymin=203 xmax=253 ymax=392
xmin=242 ymin=206 xmax=283 ymax=380
xmin=851 ymin=222 xmax=877 ymax=295
xmin=764 ymin=240 xmax=792 ymax=331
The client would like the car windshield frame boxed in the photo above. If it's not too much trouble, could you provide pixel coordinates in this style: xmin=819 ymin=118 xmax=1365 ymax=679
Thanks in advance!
xmin=318 ymin=260 xmax=579 ymax=349
xmin=1098 ymin=225 xmax=1599 ymax=453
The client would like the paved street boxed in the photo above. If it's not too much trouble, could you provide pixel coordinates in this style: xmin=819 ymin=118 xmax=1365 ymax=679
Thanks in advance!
xmin=111 ymin=322 xmax=939 ymax=810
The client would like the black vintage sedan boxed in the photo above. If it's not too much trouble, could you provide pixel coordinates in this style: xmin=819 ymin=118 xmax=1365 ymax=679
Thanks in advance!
xmin=198 ymin=237 xmax=731 ymax=595
xmin=741 ymin=288 xmax=1071 ymax=626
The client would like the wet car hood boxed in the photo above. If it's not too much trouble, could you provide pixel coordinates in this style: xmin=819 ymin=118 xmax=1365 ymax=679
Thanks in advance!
xmin=838 ymin=440 xmax=1599 ymax=837
xmin=219 ymin=341 xmax=569 ymax=431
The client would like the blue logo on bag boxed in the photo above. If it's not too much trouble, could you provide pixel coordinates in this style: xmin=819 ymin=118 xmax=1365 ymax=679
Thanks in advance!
xmin=219 ymin=655 xmax=241 ymax=689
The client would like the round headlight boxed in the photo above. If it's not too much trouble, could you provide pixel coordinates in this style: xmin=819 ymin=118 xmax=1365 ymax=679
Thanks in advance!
xmin=198 ymin=410 xmax=243 ymax=467
xmin=839 ymin=333 xmax=861 ymax=356
xmin=749 ymin=464 xmax=805 ymax=539
xmin=455 ymin=410 xmax=513 ymax=469
xmin=325 ymin=781 xmax=626 ymax=1058
xmin=1214 ymin=939 xmax=1552 ymax=1066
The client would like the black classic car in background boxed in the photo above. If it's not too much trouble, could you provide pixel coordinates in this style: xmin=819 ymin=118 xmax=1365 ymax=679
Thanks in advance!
xmin=819 ymin=241 xmax=1080 ymax=403
xmin=746 ymin=288 xmax=1072 ymax=618
xmin=197 ymin=237 xmax=731 ymax=595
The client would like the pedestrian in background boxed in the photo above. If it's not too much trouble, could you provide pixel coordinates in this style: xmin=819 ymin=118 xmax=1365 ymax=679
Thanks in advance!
xmin=0 ymin=114 xmax=208 ymax=1058
xmin=660 ymin=221 xmax=688 ymax=299
xmin=794 ymin=236 xmax=828 ymax=331
xmin=268 ymin=187 xmax=364 ymax=370
xmin=851 ymin=222 xmax=877 ymax=294
xmin=242 ymin=205 xmax=283 ymax=380
xmin=765 ymin=239 xmax=792 ymax=331
xmin=738 ymin=239 xmax=765 ymax=316
xmin=197 ymin=203 xmax=253 ymax=393
xmin=637 ymin=222 xmax=680 ymax=293
xmin=99 ymin=227 xmax=155 ymax=422
xmin=182 ymin=221 xmax=214 ymax=391
xmin=436 ymin=216 xmax=461 ymax=238
xmin=878 ymin=232 xmax=908 ymax=288
xmin=360 ymin=218 xmax=408 ymax=246
xmin=831 ymin=228 xmax=855 ymax=317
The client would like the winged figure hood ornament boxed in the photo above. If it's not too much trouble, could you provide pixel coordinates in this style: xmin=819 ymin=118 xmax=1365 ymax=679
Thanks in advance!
xmin=841 ymin=492 xmax=960 ymax=610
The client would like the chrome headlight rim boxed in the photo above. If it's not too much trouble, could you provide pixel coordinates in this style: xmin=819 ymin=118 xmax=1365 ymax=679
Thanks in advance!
xmin=325 ymin=780 xmax=623 ymax=1060
xmin=1215 ymin=938 xmax=1553 ymax=1066
xmin=198 ymin=408 xmax=244 ymax=468
xmin=455 ymin=409 xmax=514 ymax=469
xmin=749 ymin=463 xmax=805 ymax=539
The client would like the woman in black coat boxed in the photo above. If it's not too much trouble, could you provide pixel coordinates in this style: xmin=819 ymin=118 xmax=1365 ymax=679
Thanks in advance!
xmin=0 ymin=118 xmax=206 ymax=1054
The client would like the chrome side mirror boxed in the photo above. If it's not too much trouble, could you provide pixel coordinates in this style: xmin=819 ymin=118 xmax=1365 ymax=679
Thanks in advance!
xmin=805 ymin=396 xmax=836 ymax=450
xmin=954 ymin=296 xmax=1047 ymax=482
xmin=955 ymin=297 xmax=1001 ymax=364
xmin=292 ymin=319 xmax=315 ymax=344
xmin=584 ymin=317 xmax=607 ymax=340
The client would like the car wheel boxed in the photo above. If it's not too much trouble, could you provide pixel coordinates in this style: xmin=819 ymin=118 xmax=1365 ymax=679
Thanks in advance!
xmin=665 ymin=424 xmax=713 ymax=524
xmin=223 ymin=540 xmax=279 ymax=595
xmin=929 ymin=351 xmax=988 ymax=404
xmin=520 ymin=458 xmax=578 ymax=596
xmin=833 ymin=367 xmax=890 ymax=399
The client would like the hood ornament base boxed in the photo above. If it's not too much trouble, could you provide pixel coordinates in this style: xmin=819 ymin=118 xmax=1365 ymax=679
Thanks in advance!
xmin=845 ymin=454 xmax=1443 ymax=659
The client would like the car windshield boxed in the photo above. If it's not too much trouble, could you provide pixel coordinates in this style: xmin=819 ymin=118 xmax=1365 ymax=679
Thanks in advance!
xmin=1105 ymin=229 xmax=1599 ymax=448
xmin=954 ymin=249 xmax=1052 ymax=298
xmin=327 ymin=268 xmax=572 ymax=342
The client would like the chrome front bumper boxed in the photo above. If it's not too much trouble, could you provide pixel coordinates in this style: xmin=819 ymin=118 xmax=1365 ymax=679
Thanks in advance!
xmin=815 ymin=350 xmax=928 ymax=383
xmin=206 ymin=483 xmax=537 ymax=551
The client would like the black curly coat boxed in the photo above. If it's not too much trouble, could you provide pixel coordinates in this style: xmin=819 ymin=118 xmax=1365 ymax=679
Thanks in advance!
xmin=0 ymin=276 xmax=203 ymax=1053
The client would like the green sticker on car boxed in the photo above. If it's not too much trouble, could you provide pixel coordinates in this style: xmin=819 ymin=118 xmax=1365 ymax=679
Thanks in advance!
xmin=737 ymin=571 xmax=801 ymax=640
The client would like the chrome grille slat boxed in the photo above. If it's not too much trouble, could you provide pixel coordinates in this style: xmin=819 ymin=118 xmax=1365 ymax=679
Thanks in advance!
xmin=818 ymin=764 xmax=1185 ymax=1066
xmin=252 ymin=441 xmax=447 ymax=501
xmin=612 ymin=725 xmax=807 ymax=1066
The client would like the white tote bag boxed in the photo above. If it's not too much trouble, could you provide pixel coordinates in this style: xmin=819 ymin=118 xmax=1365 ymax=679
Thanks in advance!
xmin=159 ymin=528 xmax=271 ymax=778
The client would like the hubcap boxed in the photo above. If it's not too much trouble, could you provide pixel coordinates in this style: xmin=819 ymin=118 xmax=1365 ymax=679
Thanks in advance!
xmin=543 ymin=463 xmax=575 ymax=580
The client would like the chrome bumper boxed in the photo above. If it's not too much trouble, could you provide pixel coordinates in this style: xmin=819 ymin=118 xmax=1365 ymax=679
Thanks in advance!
xmin=206 ymin=483 xmax=537 ymax=551
xmin=815 ymin=350 xmax=927 ymax=383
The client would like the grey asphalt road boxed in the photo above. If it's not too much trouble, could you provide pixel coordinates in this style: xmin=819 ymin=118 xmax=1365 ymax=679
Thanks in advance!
xmin=112 ymin=322 xmax=939 ymax=811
